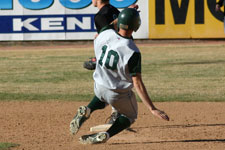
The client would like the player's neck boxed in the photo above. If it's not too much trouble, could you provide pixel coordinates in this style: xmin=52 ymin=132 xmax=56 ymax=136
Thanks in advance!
xmin=118 ymin=29 xmax=133 ymax=38
xmin=97 ymin=2 xmax=108 ymax=10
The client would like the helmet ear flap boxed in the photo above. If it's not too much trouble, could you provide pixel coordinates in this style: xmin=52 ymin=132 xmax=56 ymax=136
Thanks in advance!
xmin=117 ymin=8 xmax=141 ymax=32
xmin=119 ymin=24 xmax=129 ymax=30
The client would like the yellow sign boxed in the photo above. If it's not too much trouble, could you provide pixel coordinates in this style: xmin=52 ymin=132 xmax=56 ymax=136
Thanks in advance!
xmin=149 ymin=0 xmax=225 ymax=39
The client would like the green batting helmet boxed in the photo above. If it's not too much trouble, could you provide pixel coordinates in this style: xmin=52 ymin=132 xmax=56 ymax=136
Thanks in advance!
xmin=117 ymin=8 xmax=141 ymax=32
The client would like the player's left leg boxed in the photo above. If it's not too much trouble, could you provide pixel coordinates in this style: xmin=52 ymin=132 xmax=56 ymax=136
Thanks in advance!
xmin=70 ymin=105 xmax=91 ymax=135
xmin=70 ymin=96 xmax=106 ymax=135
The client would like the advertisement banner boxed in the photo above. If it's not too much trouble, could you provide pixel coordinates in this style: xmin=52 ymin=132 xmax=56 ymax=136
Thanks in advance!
xmin=149 ymin=0 xmax=225 ymax=39
xmin=0 ymin=0 xmax=149 ymax=41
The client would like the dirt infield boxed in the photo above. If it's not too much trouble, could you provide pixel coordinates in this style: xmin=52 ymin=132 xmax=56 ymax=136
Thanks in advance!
xmin=1 ymin=101 xmax=225 ymax=150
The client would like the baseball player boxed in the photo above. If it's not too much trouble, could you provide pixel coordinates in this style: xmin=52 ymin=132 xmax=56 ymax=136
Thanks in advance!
xmin=83 ymin=0 xmax=120 ymax=70
xmin=216 ymin=0 xmax=225 ymax=32
xmin=83 ymin=0 xmax=138 ymax=70
xmin=70 ymin=8 xmax=169 ymax=144
xmin=84 ymin=0 xmax=139 ymax=125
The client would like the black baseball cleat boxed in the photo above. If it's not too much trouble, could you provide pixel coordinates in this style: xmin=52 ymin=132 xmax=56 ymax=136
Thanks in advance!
xmin=83 ymin=57 xmax=96 ymax=70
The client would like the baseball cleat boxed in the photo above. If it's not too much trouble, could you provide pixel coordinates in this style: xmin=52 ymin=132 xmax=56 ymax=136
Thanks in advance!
xmin=79 ymin=132 xmax=109 ymax=144
xmin=70 ymin=106 xmax=91 ymax=135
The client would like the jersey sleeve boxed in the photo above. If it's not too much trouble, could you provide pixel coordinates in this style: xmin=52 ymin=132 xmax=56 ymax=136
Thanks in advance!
xmin=128 ymin=52 xmax=142 ymax=76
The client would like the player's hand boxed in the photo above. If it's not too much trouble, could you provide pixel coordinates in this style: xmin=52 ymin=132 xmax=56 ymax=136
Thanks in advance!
xmin=128 ymin=4 xmax=139 ymax=10
xmin=215 ymin=4 xmax=221 ymax=12
xmin=94 ymin=33 xmax=99 ymax=39
xmin=151 ymin=109 xmax=169 ymax=121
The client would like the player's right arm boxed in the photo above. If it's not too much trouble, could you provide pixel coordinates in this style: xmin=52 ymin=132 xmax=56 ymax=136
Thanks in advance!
xmin=128 ymin=52 xmax=169 ymax=121
xmin=132 ymin=74 xmax=169 ymax=121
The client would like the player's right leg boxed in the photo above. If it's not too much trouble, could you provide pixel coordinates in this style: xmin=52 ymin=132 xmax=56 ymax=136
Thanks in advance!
xmin=107 ymin=115 xmax=131 ymax=137
xmin=79 ymin=115 xmax=131 ymax=144
xmin=106 ymin=90 xmax=138 ymax=137
xmin=79 ymin=132 xmax=110 ymax=144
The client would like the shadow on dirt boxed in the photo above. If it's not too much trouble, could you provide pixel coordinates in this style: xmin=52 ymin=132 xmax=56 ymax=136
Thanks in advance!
xmin=126 ymin=123 xmax=225 ymax=133
xmin=113 ymin=123 xmax=225 ymax=145
xmin=150 ymin=123 xmax=225 ymax=128
xmin=110 ymin=139 xmax=225 ymax=145
xmin=128 ymin=123 xmax=225 ymax=131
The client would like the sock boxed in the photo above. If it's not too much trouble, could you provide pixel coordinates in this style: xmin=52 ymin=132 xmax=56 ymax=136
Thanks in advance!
xmin=87 ymin=96 xmax=106 ymax=113
xmin=106 ymin=115 xmax=131 ymax=137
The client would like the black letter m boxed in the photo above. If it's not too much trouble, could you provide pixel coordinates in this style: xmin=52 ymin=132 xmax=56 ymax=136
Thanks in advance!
xmin=170 ymin=0 xmax=189 ymax=24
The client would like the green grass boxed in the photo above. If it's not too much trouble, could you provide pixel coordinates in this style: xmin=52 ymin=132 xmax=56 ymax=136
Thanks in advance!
xmin=141 ymin=44 xmax=225 ymax=102
xmin=0 ymin=143 xmax=19 ymax=150
xmin=0 ymin=44 xmax=225 ymax=102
